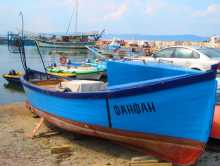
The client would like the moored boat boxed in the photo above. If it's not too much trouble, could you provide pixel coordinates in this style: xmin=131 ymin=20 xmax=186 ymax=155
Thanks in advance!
xmin=47 ymin=64 xmax=105 ymax=80
xmin=47 ymin=57 xmax=106 ymax=80
xmin=2 ymin=70 xmax=23 ymax=85
xmin=87 ymin=40 xmax=145 ymax=59
xmin=36 ymin=32 xmax=100 ymax=49
xmin=35 ymin=0 xmax=104 ymax=49
xmin=22 ymin=61 xmax=217 ymax=165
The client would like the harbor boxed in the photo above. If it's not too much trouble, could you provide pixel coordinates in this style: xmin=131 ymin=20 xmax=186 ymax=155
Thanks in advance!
xmin=2 ymin=37 xmax=220 ymax=165
xmin=1 ymin=0 xmax=220 ymax=166
xmin=1 ymin=42 xmax=220 ymax=166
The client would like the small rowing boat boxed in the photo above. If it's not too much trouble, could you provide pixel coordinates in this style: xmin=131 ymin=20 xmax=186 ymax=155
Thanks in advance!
xmin=2 ymin=70 xmax=23 ymax=85
xmin=47 ymin=57 xmax=106 ymax=80
xmin=22 ymin=61 xmax=217 ymax=165
xmin=47 ymin=65 xmax=105 ymax=80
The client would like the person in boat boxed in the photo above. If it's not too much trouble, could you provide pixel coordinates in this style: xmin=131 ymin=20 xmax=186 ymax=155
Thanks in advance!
xmin=67 ymin=59 xmax=72 ymax=65
xmin=9 ymin=70 xmax=17 ymax=75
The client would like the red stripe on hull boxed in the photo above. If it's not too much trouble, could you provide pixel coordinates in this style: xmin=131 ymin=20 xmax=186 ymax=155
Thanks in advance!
xmin=211 ymin=104 xmax=220 ymax=139
xmin=25 ymin=102 xmax=205 ymax=166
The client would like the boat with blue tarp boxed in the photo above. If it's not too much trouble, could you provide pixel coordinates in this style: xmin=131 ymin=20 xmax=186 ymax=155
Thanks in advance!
xmin=87 ymin=42 xmax=144 ymax=58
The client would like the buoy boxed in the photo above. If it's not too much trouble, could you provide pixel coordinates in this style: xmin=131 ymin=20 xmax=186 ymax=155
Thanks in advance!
xmin=60 ymin=56 xmax=67 ymax=65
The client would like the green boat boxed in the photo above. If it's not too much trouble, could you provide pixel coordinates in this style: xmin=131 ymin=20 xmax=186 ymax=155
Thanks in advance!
xmin=47 ymin=62 xmax=106 ymax=81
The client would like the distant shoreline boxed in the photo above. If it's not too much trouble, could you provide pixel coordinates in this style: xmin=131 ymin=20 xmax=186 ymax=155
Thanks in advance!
xmin=102 ymin=34 xmax=208 ymax=42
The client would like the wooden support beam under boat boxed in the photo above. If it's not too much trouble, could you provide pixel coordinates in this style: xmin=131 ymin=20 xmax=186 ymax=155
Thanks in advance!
xmin=26 ymin=117 xmax=45 ymax=139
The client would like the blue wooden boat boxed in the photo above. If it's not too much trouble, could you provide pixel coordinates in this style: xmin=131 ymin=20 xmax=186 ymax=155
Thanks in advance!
xmin=22 ymin=61 xmax=217 ymax=165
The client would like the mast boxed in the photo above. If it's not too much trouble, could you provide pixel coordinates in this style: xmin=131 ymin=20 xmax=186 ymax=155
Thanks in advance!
xmin=74 ymin=0 xmax=79 ymax=33
xmin=66 ymin=0 xmax=79 ymax=34
xmin=19 ymin=11 xmax=24 ymax=39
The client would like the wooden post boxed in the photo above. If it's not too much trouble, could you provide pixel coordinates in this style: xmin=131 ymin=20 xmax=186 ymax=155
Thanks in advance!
xmin=26 ymin=117 xmax=44 ymax=139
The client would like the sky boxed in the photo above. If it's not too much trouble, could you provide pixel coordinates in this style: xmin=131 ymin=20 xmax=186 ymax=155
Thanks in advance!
xmin=1 ymin=0 xmax=220 ymax=36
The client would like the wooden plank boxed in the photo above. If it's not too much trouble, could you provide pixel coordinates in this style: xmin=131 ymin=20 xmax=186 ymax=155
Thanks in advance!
xmin=51 ymin=145 xmax=73 ymax=154
xmin=130 ymin=163 xmax=172 ymax=166
xmin=129 ymin=160 xmax=159 ymax=165
xmin=130 ymin=156 xmax=172 ymax=166
xmin=131 ymin=156 xmax=159 ymax=162
xmin=26 ymin=117 xmax=44 ymax=139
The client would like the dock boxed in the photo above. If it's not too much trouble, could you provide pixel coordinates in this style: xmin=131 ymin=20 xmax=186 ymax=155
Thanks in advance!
xmin=0 ymin=102 xmax=219 ymax=166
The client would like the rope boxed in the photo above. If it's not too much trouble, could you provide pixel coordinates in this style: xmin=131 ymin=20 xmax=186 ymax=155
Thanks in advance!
xmin=34 ymin=41 xmax=48 ymax=79
xmin=66 ymin=1 xmax=75 ymax=34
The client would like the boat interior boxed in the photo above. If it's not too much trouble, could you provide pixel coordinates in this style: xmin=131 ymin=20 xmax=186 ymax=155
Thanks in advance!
xmin=28 ymin=61 xmax=202 ymax=93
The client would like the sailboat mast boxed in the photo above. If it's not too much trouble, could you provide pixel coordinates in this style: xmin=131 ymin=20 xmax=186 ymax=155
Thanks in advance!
xmin=75 ymin=0 xmax=79 ymax=33
xmin=19 ymin=12 xmax=24 ymax=39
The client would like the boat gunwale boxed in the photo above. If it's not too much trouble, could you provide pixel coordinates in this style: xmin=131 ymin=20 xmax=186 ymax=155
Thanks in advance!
xmin=21 ymin=68 xmax=217 ymax=99
xmin=37 ymin=39 xmax=97 ymax=45
xmin=3 ymin=74 xmax=22 ymax=79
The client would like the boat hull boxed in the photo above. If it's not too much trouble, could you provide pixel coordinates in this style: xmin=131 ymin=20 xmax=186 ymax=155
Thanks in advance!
xmin=211 ymin=104 xmax=220 ymax=139
xmin=2 ymin=74 xmax=22 ymax=86
xmin=23 ymin=77 xmax=216 ymax=166
xmin=76 ymin=71 xmax=105 ymax=80
xmin=26 ymin=101 xmax=205 ymax=166
xmin=47 ymin=71 xmax=105 ymax=80
xmin=47 ymin=72 xmax=76 ymax=78
xmin=37 ymin=40 xmax=96 ymax=49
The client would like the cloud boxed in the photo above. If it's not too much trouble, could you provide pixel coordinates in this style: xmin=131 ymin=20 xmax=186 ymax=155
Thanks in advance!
xmin=104 ymin=3 xmax=128 ymax=21
xmin=144 ymin=0 xmax=195 ymax=17
xmin=1 ymin=0 xmax=220 ymax=35
xmin=194 ymin=4 xmax=220 ymax=17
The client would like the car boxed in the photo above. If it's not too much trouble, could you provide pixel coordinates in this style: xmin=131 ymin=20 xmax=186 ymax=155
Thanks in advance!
xmin=144 ymin=46 xmax=220 ymax=72
xmin=141 ymin=46 xmax=220 ymax=141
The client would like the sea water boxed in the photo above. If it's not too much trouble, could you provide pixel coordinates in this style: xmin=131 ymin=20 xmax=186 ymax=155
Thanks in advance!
xmin=0 ymin=45 xmax=92 ymax=104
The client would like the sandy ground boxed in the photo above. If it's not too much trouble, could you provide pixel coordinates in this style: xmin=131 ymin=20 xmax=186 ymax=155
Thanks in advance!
xmin=0 ymin=103 xmax=220 ymax=166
